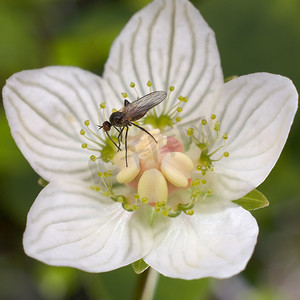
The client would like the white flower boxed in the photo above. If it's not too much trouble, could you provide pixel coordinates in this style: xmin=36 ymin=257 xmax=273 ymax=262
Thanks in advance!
xmin=2 ymin=0 xmax=297 ymax=280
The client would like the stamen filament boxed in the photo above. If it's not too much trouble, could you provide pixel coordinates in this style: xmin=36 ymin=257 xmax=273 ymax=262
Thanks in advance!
xmin=208 ymin=141 xmax=225 ymax=157
xmin=160 ymin=88 xmax=174 ymax=115
xmin=130 ymin=82 xmax=140 ymax=99
xmin=86 ymin=147 xmax=101 ymax=152
xmin=82 ymin=133 xmax=103 ymax=147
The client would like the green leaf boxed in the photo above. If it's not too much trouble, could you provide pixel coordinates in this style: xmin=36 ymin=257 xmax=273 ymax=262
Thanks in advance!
xmin=233 ymin=189 xmax=269 ymax=211
xmin=224 ymin=75 xmax=238 ymax=82
xmin=132 ymin=259 xmax=149 ymax=274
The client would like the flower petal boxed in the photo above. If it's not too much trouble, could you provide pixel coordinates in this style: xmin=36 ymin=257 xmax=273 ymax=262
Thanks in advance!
xmin=202 ymin=73 xmax=298 ymax=199
xmin=103 ymin=0 xmax=223 ymax=117
xmin=23 ymin=180 xmax=153 ymax=272
xmin=144 ymin=200 xmax=258 ymax=279
xmin=3 ymin=66 xmax=118 ymax=181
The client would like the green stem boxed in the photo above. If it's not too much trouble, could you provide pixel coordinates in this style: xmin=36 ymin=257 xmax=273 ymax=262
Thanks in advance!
xmin=141 ymin=268 xmax=159 ymax=300
xmin=134 ymin=268 xmax=159 ymax=300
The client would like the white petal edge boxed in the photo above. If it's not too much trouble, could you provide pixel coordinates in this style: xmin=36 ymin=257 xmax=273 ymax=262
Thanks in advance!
xmin=199 ymin=73 xmax=298 ymax=200
xmin=3 ymin=66 xmax=120 ymax=182
xmin=23 ymin=179 xmax=153 ymax=272
xmin=103 ymin=0 xmax=223 ymax=118
xmin=144 ymin=200 xmax=258 ymax=279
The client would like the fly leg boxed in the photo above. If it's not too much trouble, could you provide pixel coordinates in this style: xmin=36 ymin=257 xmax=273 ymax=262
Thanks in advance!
xmin=105 ymin=131 xmax=121 ymax=151
xmin=114 ymin=126 xmax=125 ymax=150
xmin=125 ymin=126 xmax=129 ymax=167
xmin=130 ymin=122 xmax=158 ymax=143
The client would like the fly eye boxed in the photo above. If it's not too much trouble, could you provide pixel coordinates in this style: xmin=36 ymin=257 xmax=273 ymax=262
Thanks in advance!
xmin=102 ymin=121 xmax=111 ymax=131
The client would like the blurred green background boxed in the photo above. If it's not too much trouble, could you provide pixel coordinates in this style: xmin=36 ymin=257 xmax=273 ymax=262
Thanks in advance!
xmin=0 ymin=0 xmax=299 ymax=299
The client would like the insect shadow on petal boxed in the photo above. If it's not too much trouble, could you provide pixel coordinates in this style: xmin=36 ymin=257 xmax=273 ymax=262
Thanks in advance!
xmin=98 ymin=91 xmax=167 ymax=167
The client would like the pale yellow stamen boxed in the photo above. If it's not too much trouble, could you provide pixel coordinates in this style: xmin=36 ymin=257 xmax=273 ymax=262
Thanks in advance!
xmin=161 ymin=152 xmax=194 ymax=187
xmin=113 ymin=150 xmax=140 ymax=183
xmin=137 ymin=169 xmax=168 ymax=204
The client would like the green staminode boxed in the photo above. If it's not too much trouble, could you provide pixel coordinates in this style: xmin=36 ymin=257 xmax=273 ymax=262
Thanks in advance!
xmin=100 ymin=136 xmax=118 ymax=162
xmin=143 ymin=114 xmax=173 ymax=130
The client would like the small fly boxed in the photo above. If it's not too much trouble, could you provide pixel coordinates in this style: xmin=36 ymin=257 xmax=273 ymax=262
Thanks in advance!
xmin=98 ymin=91 xmax=167 ymax=167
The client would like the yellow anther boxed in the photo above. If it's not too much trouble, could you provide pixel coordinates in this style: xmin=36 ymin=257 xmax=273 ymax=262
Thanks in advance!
xmin=196 ymin=165 xmax=202 ymax=171
xmin=211 ymin=114 xmax=216 ymax=120
xmin=169 ymin=86 xmax=175 ymax=92
xmin=90 ymin=155 xmax=97 ymax=161
xmin=192 ymin=189 xmax=200 ymax=197
xmin=134 ymin=194 xmax=139 ymax=200
xmin=157 ymin=201 xmax=166 ymax=207
xmin=175 ymin=117 xmax=181 ymax=122
xmin=187 ymin=128 xmax=194 ymax=136
xmin=104 ymin=172 xmax=109 ymax=178
xmin=107 ymin=170 xmax=113 ymax=176
xmin=84 ymin=120 xmax=90 ymax=126
xmin=224 ymin=152 xmax=229 ymax=157
xmin=142 ymin=197 xmax=148 ymax=203
xmin=176 ymin=107 xmax=183 ymax=112
xmin=81 ymin=143 xmax=87 ymax=149
xmin=80 ymin=129 xmax=85 ymax=135
xmin=201 ymin=119 xmax=207 ymax=125
xmin=95 ymin=186 xmax=100 ymax=191
xmin=147 ymin=80 xmax=152 ymax=87
xmin=186 ymin=209 xmax=194 ymax=215
xmin=130 ymin=82 xmax=135 ymax=88
xmin=162 ymin=211 xmax=168 ymax=217
xmin=182 ymin=96 xmax=188 ymax=103
xmin=98 ymin=172 xmax=103 ymax=177
xmin=194 ymin=178 xmax=201 ymax=185
xmin=223 ymin=133 xmax=228 ymax=140
xmin=112 ymin=108 xmax=117 ymax=113
xmin=132 ymin=204 xmax=137 ymax=211
xmin=121 ymin=92 xmax=128 ymax=98
xmin=201 ymin=179 xmax=207 ymax=184
xmin=124 ymin=203 xmax=131 ymax=210
xmin=100 ymin=102 xmax=106 ymax=109
xmin=117 ymin=196 xmax=124 ymax=202
xmin=214 ymin=120 xmax=220 ymax=131
xmin=178 ymin=95 xmax=183 ymax=101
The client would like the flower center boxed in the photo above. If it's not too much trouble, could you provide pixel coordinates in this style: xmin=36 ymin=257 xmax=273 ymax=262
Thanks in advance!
xmin=79 ymin=81 xmax=229 ymax=219
xmin=112 ymin=128 xmax=194 ymax=215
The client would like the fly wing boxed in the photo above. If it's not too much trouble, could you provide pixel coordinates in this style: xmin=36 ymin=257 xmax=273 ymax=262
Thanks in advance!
xmin=121 ymin=91 xmax=167 ymax=121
